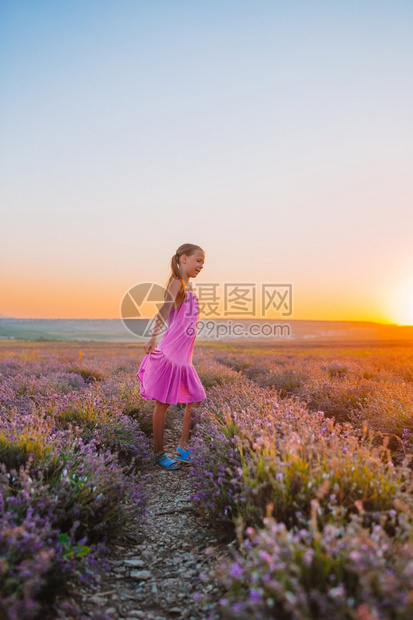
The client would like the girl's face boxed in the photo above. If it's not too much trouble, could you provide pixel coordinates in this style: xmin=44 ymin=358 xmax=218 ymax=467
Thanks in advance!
xmin=183 ymin=250 xmax=205 ymax=278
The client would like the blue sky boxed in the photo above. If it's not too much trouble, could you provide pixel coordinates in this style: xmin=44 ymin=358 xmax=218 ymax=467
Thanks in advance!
xmin=1 ymin=1 xmax=412 ymax=322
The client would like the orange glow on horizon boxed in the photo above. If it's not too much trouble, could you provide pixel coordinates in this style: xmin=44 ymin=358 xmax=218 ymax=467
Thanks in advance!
xmin=0 ymin=272 xmax=406 ymax=324
xmin=383 ymin=278 xmax=413 ymax=326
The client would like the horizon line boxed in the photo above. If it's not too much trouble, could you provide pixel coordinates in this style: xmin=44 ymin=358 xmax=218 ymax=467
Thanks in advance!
xmin=1 ymin=316 xmax=411 ymax=327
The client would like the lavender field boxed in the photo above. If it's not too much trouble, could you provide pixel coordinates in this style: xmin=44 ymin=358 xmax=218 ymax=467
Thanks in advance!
xmin=1 ymin=340 xmax=413 ymax=619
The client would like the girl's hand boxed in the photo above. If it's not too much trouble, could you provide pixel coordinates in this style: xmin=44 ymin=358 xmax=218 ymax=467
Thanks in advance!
xmin=144 ymin=337 xmax=157 ymax=354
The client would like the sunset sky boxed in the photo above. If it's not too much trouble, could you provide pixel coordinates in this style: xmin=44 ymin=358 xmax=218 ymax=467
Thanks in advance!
xmin=1 ymin=1 xmax=412 ymax=324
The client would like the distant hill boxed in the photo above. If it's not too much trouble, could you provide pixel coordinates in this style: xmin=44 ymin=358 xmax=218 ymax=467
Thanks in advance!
xmin=1 ymin=317 xmax=413 ymax=343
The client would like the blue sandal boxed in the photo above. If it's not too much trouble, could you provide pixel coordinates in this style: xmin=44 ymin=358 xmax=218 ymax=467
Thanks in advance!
xmin=154 ymin=452 xmax=181 ymax=470
xmin=175 ymin=446 xmax=194 ymax=463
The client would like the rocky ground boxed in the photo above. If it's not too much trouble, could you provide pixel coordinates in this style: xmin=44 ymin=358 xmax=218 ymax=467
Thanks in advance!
xmin=59 ymin=408 xmax=233 ymax=620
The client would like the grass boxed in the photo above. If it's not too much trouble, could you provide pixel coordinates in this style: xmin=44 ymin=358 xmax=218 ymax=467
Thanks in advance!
xmin=2 ymin=339 xmax=413 ymax=619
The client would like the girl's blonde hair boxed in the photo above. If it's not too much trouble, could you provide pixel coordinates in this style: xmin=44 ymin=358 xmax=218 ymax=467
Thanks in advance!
xmin=164 ymin=243 xmax=205 ymax=309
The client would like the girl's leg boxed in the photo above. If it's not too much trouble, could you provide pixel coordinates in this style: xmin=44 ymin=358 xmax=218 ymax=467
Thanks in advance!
xmin=153 ymin=400 xmax=170 ymax=453
xmin=178 ymin=402 xmax=198 ymax=450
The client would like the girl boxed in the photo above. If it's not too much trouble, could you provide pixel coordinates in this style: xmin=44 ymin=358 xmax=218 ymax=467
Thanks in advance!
xmin=136 ymin=243 xmax=207 ymax=470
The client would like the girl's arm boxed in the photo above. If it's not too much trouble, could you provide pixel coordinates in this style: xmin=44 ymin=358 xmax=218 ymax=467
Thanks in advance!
xmin=143 ymin=279 xmax=181 ymax=353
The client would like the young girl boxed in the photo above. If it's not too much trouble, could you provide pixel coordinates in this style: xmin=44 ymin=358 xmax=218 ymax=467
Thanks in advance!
xmin=136 ymin=243 xmax=207 ymax=470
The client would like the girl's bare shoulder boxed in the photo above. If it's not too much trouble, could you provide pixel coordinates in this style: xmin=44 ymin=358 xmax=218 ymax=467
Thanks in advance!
xmin=166 ymin=278 xmax=181 ymax=309
xmin=167 ymin=277 xmax=181 ymax=296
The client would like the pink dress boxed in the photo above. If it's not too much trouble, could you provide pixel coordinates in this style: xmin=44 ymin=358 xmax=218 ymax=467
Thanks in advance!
xmin=136 ymin=286 xmax=207 ymax=405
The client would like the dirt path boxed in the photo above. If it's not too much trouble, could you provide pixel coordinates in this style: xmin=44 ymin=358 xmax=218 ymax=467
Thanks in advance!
xmin=67 ymin=409 xmax=231 ymax=620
